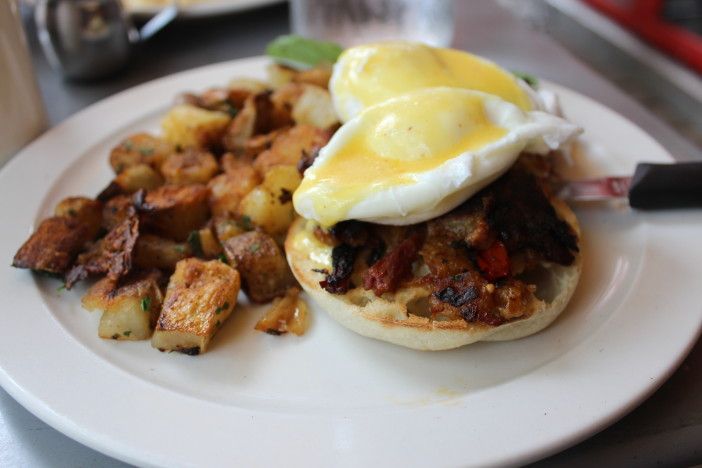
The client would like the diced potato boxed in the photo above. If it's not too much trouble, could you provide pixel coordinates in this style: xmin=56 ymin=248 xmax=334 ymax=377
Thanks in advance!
xmin=134 ymin=234 xmax=190 ymax=270
xmin=267 ymin=64 xmax=332 ymax=89
xmin=109 ymin=133 xmax=173 ymax=174
xmin=266 ymin=63 xmax=297 ymax=88
xmin=291 ymin=85 xmax=338 ymax=129
xmin=295 ymin=66 xmax=333 ymax=88
xmin=136 ymin=184 xmax=210 ymax=241
xmin=227 ymin=78 xmax=269 ymax=94
xmin=207 ymin=165 xmax=260 ymax=217
xmin=161 ymin=148 xmax=219 ymax=186
xmin=252 ymin=124 xmax=330 ymax=175
xmin=221 ymin=95 xmax=257 ymax=152
xmin=161 ymin=104 xmax=230 ymax=149
xmin=82 ymin=270 xmax=164 ymax=341
xmin=152 ymin=258 xmax=240 ymax=355
xmin=238 ymin=186 xmax=294 ymax=236
xmin=65 ymin=213 xmax=139 ymax=288
xmin=220 ymin=152 xmax=255 ymax=174
xmin=254 ymin=287 xmax=309 ymax=336
xmin=114 ymin=164 xmax=164 ymax=192
xmin=12 ymin=217 xmax=94 ymax=275
xmin=241 ymin=129 xmax=286 ymax=158
xmin=270 ymin=82 xmax=305 ymax=111
xmin=55 ymin=197 xmax=102 ymax=239
xmin=223 ymin=231 xmax=294 ymax=303
xmin=222 ymin=93 xmax=292 ymax=154
xmin=212 ymin=215 xmax=247 ymax=243
xmin=193 ymin=226 xmax=223 ymax=258
xmin=238 ymin=165 xmax=301 ymax=235
xmin=102 ymin=195 xmax=133 ymax=231
xmin=262 ymin=164 xmax=302 ymax=194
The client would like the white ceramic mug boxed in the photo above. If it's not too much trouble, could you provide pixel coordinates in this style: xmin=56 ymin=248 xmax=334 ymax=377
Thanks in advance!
xmin=0 ymin=0 xmax=47 ymax=167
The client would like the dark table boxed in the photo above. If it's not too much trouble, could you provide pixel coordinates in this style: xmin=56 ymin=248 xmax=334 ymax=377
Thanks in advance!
xmin=2 ymin=1 xmax=700 ymax=466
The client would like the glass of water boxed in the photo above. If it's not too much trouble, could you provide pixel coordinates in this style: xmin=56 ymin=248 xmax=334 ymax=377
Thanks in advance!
xmin=290 ymin=0 xmax=455 ymax=47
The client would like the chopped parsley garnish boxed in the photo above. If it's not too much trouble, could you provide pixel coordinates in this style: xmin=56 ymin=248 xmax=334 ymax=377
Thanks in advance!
xmin=249 ymin=243 xmax=260 ymax=253
xmin=218 ymin=253 xmax=229 ymax=264
xmin=512 ymin=70 xmax=539 ymax=88
xmin=215 ymin=302 xmax=230 ymax=315
xmin=56 ymin=284 xmax=66 ymax=292
xmin=187 ymin=230 xmax=204 ymax=257
xmin=138 ymin=147 xmax=155 ymax=156
xmin=123 ymin=330 xmax=132 ymax=337
xmin=122 ymin=141 xmax=134 ymax=151
xmin=141 ymin=297 xmax=151 ymax=312
xmin=174 ymin=244 xmax=186 ymax=254
xmin=236 ymin=215 xmax=253 ymax=231
xmin=225 ymin=104 xmax=239 ymax=118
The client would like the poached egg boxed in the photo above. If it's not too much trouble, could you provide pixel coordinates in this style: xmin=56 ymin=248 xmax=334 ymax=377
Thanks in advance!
xmin=293 ymin=42 xmax=581 ymax=227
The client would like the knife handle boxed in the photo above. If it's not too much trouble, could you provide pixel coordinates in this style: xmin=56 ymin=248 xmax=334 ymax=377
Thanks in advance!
xmin=629 ymin=162 xmax=702 ymax=209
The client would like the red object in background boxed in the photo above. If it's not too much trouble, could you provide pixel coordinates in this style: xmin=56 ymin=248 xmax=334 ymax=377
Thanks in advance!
xmin=583 ymin=0 xmax=702 ymax=73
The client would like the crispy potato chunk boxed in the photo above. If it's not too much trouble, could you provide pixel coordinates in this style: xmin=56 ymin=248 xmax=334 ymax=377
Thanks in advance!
xmin=222 ymin=93 xmax=292 ymax=153
xmin=152 ymin=258 xmax=240 ymax=355
xmin=254 ymin=287 xmax=309 ymax=336
xmin=228 ymin=78 xmax=269 ymax=95
xmin=252 ymin=125 xmax=330 ymax=175
xmin=221 ymin=95 xmax=258 ymax=152
xmin=207 ymin=164 xmax=260 ymax=217
xmin=97 ymin=164 xmax=165 ymax=201
xmin=270 ymin=82 xmax=305 ymax=113
xmin=134 ymin=234 xmax=190 ymax=270
xmin=82 ymin=270 xmax=164 ymax=341
xmin=242 ymin=129 xmax=288 ymax=159
xmin=223 ymin=231 xmax=294 ymax=303
xmin=109 ymin=133 xmax=173 ymax=174
xmin=190 ymin=226 xmax=223 ymax=258
xmin=136 ymin=184 xmax=210 ymax=241
xmin=102 ymin=195 xmax=133 ymax=231
xmin=115 ymin=164 xmax=164 ymax=192
xmin=295 ymin=66 xmax=333 ymax=88
xmin=291 ymin=85 xmax=338 ymax=129
xmin=13 ymin=217 xmax=93 ymax=275
xmin=161 ymin=148 xmax=219 ymax=185
xmin=238 ymin=165 xmax=301 ymax=235
xmin=267 ymin=64 xmax=333 ymax=89
xmin=54 ymin=197 xmax=102 ymax=239
xmin=212 ymin=215 xmax=248 ymax=243
xmin=65 ymin=213 xmax=140 ymax=288
xmin=161 ymin=104 xmax=230 ymax=149
xmin=267 ymin=63 xmax=297 ymax=89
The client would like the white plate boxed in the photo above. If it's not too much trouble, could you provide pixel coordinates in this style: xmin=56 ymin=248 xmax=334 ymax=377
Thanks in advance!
xmin=125 ymin=0 xmax=284 ymax=18
xmin=0 ymin=57 xmax=700 ymax=467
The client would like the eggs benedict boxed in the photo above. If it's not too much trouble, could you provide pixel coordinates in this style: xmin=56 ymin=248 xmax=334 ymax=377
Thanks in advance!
xmin=285 ymin=41 xmax=583 ymax=350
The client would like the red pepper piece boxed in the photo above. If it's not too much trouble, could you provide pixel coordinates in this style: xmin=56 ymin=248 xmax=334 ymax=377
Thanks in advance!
xmin=477 ymin=241 xmax=510 ymax=281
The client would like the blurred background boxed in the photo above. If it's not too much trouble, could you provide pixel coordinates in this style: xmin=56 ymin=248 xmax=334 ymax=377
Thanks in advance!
xmin=12 ymin=0 xmax=701 ymax=151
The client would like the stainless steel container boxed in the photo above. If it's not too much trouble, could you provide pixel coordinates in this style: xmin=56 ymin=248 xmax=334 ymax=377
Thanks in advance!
xmin=34 ymin=0 xmax=176 ymax=80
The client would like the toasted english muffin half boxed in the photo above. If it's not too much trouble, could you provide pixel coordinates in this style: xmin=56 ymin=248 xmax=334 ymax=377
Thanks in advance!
xmin=285 ymin=197 xmax=582 ymax=351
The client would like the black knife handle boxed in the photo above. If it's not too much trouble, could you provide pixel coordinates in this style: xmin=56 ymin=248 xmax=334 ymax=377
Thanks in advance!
xmin=629 ymin=162 xmax=702 ymax=209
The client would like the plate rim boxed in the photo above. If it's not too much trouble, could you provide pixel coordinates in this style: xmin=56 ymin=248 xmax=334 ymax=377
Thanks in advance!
xmin=0 ymin=55 xmax=700 ymax=467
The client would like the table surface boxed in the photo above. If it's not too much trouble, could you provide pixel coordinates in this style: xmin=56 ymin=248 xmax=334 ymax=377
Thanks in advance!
xmin=3 ymin=1 xmax=702 ymax=466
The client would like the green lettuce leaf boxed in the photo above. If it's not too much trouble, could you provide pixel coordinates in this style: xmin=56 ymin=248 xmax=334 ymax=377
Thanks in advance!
xmin=266 ymin=35 xmax=343 ymax=70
